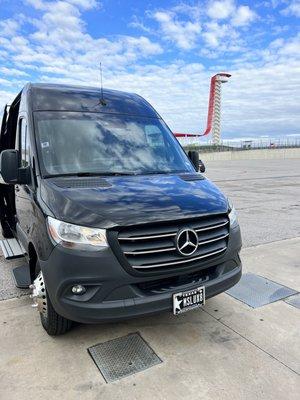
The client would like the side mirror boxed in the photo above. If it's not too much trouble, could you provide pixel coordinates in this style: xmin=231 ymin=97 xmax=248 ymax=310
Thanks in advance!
xmin=188 ymin=150 xmax=205 ymax=173
xmin=0 ymin=149 xmax=31 ymax=185
xmin=199 ymin=159 xmax=206 ymax=173
xmin=188 ymin=150 xmax=199 ymax=171
xmin=0 ymin=150 xmax=19 ymax=183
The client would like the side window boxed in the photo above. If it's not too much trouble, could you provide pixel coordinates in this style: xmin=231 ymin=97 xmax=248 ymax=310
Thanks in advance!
xmin=19 ymin=118 xmax=30 ymax=167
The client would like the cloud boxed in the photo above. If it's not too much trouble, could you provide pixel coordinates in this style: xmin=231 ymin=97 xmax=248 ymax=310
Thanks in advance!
xmin=207 ymin=0 xmax=235 ymax=20
xmin=66 ymin=0 xmax=99 ymax=10
xmin=207 ymin=1 xmax=256 ymax=26
xmin=0 ymin=19 xmax=19 ymax=37
xmin=149 ymin=2 xmax=256 ymax=53
xmin=25 ymin=0 xmax=99 ymax=10
xmin=0 ymin=89 xmax=16 ymax=108
xmin=0 ymin=0 xmax=162 ymax=72
xmin=129 ymin=16 xmax=154 ymax=34
xmin=152 ymin=11 xmax=201 ymax=50
xmin=202 ymin=21 xmax=238 ymax=48
xmin=0 ymin=67 xmax=29 ymax=77
xmin=276 ymin=32 xmax=300 ymax=56
xmin=231 ymin=5 xmax=257 ymax=26
xmin=105 ymin=55 xmax=300 ymax=138
xmin=281 ymin=0 xmax=300 ymax=17
xmin=0 ymin=0 xmax=299 ymax=138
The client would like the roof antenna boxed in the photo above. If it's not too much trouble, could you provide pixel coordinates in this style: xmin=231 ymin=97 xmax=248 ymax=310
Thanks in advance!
xmin=99 ymin=62 xmax=106 ymax=106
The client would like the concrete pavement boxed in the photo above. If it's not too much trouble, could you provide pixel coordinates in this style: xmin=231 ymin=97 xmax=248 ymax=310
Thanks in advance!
xmin=206 ymin=158 xmax=300 ymax=247
xmin=0 ymin=238 xmax=299 ymax=400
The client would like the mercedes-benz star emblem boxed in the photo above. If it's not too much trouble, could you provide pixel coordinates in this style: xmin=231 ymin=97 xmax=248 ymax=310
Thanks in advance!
xmin=176 ymin=228 xmax=199 ymax=256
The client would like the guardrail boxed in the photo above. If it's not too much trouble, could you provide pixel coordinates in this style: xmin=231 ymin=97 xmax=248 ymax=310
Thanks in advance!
xmin=198 ymin=148 xmax=300 ymax=161
xmin=182 ymin=138 xmax=300 ymax=153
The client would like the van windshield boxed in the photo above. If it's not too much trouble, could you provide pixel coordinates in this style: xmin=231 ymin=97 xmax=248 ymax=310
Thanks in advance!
xmin=34 ymin=112 xmax=193 ymax=176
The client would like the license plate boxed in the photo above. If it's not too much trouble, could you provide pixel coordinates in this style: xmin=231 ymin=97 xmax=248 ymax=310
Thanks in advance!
xmin=173 ymin=286 xmax=205 ymax=315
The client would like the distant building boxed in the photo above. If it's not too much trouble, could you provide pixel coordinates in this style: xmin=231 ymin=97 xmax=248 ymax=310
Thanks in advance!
xmin=242 ymin=140 xmax=253 ymax=149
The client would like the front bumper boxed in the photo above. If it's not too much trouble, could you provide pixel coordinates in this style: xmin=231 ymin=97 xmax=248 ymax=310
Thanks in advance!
xmin=40 ymin=225 xmax=242 ymax=324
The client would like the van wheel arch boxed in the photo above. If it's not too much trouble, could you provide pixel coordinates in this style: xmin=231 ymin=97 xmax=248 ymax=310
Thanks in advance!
xmin=28 ymin=243 xmax=73 ymax=335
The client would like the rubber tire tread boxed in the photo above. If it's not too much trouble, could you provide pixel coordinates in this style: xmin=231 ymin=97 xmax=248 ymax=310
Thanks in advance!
xmin=41 ymin=292 xmax=73 ymax=336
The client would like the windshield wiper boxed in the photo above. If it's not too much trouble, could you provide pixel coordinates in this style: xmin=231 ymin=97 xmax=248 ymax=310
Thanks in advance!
xmin=44 ymin=171 xmax=137 ymax=178
xmin=139 ymin=170 xmax=188 ymax=175
xmin=44 ymin=170 xmax=189 ymax=179
xmin=75 ymin=172 xmax=137 ymax=176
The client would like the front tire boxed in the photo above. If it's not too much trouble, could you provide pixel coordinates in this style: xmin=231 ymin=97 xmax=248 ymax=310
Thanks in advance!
xmin=40 ymin=291 xmax=73 ymax=336
xmin=32 ymin=270 xmax=73 ymax=336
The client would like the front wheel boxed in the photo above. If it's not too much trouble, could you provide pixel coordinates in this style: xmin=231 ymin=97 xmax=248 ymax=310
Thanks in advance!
xmin=31 ymin=271 xmax=73 ymax=336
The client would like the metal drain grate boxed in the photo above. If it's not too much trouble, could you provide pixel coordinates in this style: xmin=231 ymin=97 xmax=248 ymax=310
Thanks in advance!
xmin=88 ymin=332 xmax=162 ymax=383
xmin=284 ymin=293 xmax=300 ymax=309
xmin=226 ymin=273 xmax=297 ymax=308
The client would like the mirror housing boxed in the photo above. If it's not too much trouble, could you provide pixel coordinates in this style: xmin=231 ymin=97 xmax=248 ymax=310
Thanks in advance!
xmin=0 ymin=150 xmax=19 ymax=183
xmin=188 ymin=150 xmax=206 ymax=173
xmin=188 ymin=150 xmax=199 ymax=171
xmin=0 ymin=149 xmax=31 ymax=185
xmin=199 ymin=159 xmax=206 ymax=173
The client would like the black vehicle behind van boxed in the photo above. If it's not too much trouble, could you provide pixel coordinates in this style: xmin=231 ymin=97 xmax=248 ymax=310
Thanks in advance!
xmin=0 ymin=84 xmax=242 ymax=335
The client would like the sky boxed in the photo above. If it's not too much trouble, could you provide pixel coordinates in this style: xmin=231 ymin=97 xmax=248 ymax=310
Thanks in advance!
xmin=0 ymin=0 xmax=299 ymax=139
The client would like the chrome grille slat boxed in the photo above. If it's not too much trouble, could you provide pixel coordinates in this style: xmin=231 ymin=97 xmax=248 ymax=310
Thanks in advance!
xmin=124 ymin=233 xmax=229 ymax=255
xmin=195 ymin=221 xmax=228 ymax=232
xmin=131 ymin=247 xmax=227 ymax=269
xmin=119 ymin=220 xmax=228 ymax=241
xmin=198 ymin=233 xmax=229 ymax=246
xmin=124 ymin=246 xmax=176 ymax=255
xmin=117 ymin=213 xmax=229 ymax=271
xmin=126 ymin=240 xmax=227 ymax=266
xmin=119 ymin=232 xmax=177 ymax=241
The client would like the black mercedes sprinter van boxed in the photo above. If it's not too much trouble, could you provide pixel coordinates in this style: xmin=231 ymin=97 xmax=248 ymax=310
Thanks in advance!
xmin=0 ymin=83 xmax=242 ymax=335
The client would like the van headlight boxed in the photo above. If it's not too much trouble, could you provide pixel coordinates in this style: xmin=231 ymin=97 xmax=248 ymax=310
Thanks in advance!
xmin=228 ymin=199 xmax=238 ymax=228
xmin=47 ymin=217 xmax=108 ymax=250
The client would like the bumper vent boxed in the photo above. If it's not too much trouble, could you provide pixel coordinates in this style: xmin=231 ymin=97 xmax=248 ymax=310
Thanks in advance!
xmin=117 ymin=214 xmax=229 ymax=271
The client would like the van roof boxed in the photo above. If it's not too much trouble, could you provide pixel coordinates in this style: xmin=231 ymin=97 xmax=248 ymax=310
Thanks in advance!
xmin=27 ymin=83 xmax=159 ymax=118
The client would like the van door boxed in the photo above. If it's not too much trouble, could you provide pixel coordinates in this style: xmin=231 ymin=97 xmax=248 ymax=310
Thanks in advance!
xmin=0 ymin=104 xmax=17 ymax=236
xmin=15 ymin=116 xmax=34 ymax=246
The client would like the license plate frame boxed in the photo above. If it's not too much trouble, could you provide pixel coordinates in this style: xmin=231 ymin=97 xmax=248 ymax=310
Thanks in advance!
xmin=173 ymin=286 xmax=205 ymax=315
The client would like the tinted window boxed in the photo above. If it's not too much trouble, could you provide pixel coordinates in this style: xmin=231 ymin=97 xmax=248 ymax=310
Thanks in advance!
xmin=34 ymin=112 xmax=193 ymax=176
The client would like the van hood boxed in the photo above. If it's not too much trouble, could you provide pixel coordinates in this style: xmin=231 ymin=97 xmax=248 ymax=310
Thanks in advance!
xmin=40 ymin=174 xmax=228 ymax=229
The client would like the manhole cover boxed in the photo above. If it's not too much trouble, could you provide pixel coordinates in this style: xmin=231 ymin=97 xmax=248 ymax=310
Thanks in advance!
xmin=226 ymin=273 xmax=297 ymax=308
xmin=284 ymin=293 xmax=300 ymax=309
xmin=88 ymin=332 xmax=162 ymax=382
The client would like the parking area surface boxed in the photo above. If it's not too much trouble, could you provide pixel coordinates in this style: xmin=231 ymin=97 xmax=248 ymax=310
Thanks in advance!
xmin=206 ymin=158 xmax=300 ymax=247
xmin=0 ymin=158 xmax=299 ymax=399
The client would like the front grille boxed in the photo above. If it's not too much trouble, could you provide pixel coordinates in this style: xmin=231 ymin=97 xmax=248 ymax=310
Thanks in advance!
xmin=117 ymin=213 xmax=229 ymax=271
xmin=136 ymin=266 xmax=218 ymax=294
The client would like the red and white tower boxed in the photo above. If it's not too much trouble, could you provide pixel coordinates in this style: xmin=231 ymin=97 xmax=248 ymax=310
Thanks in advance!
xmin=174 ymin=72 xmax=231 ymax=145
xmin=210 ymin=73 xmax=231 ymax=145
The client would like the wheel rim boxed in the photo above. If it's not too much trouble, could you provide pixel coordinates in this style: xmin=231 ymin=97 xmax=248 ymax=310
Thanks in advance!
xmin=30 ymin=272 xmax=48 ymax=317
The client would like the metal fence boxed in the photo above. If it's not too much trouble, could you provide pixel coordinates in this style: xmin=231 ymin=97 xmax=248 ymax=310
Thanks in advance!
xmin=181 ymin=137 xmax=300 ymax=153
